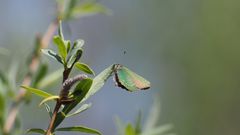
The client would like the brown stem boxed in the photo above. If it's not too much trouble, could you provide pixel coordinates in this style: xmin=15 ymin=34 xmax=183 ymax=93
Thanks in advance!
xmin=3 ymin=20 xmax=58 ymax=134
xmin=45 ymin=68 xmax=73 ymax=135
xmin=45 ymin=100 xmax=62 ymax=135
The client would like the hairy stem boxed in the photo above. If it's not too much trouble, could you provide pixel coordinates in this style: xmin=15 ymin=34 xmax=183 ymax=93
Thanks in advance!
xmin=3 ymin=20 xmax=58 ymax=134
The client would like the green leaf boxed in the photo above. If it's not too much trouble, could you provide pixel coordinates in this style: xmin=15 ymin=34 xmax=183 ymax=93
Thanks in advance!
xmin=114 ymin=116 xmax=125 ymax=135
xmin=125 ymin=124 xmax=136 ymax=135
xmin=135 ymin=111 xmax=142 ymax=134
xmin=73 ymin=39 xmax=84 ymax=48
xmin=0 ymin=93 xmax=5 ymax=126
xmin=53 ymin=79 xmax=93 ymax=129
xmin=33 ymin=63 xmax=48 ymax=87
xmin=37 ymin=68 xmax=63 ymax=89
xmin=21 ymin=85 xmax=53 ymax=98
xmin=67 ymin=40 xmax=84 ymax=68
xmin=8 ymin=61 xmax=19 ymax=92
xmin=141 ymin=124 xmax=174 ymax=135
xmin=41 ymin=49 xmax=63 ymax=64
xmin=66 ymin=40 xmax=71 ymax=53
xmin=53 ymin=36 xmax=67 ymax=61
xmin=55 ymin=0 xmax=67 ymax=18
xmin=67 ymin=49 xmax=82 ymax=68
xmin=44 ymin=103 xmax=53 ymax=118
xmin=0 ymin=77 xmax=8 ymax=97
xmin=39 ymin=95 xmax=59 ymax=106
xmin=64 ymin=0 xmax=78 ymax=19
xmin=63 ymin=78 xmax=93 ymax=114
xmin=81 ymin=64 xmax=114 ymax=103
xmin=143 ymin=96 xmax=160 ymax=131
xmin=56 ymin=126 xmax=101 ymax=135
xmin=71 ymin=2 xmax=111 ymax=18
xmin=0 ymin=71 xmax=8 ymax=95
xmin=26 ymin=128 xmax=46 ymax=134
xmin=53 ymin=111 xmax=66 ymax=131
xmin=14 ymin=116 xmax=21 ymax=133
xmin=0 ymin=70 xmax=7 ymax=84
xmin=66 ymin=103 xmax=92 ymax=117
xmin=75 ymin=62 xmax=95 ymax=75
xmin=58 ymin=20 xmax=64 ymax=39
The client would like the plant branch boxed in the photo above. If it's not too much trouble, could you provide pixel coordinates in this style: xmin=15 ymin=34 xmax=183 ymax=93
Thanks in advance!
xmin=45 ymin=100 xmax=62 ymax=135
xmin=3 ymin=20 xmax=58 ymax=135
xmin=45 ymin=69 xmax=71 ymax=135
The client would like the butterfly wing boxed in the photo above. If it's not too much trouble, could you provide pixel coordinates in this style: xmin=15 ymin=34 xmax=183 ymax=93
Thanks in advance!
xmin=115 ymin=65 xmax=150 ymax=92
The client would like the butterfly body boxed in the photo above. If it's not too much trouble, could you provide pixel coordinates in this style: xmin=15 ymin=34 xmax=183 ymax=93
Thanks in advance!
xmin=113 ymin=64 xmax=150 ymax=92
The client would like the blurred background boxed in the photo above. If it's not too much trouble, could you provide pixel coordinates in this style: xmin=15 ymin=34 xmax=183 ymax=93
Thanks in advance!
xmin=0 ymin=0 xmax=240 ymax=135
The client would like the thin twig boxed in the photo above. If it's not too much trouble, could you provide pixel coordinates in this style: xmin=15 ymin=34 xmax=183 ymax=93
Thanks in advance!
xmin=3 ymin=20 xmax=58 ymax=135
xmin=45 ymin=100 xmax=62 ymax=135
xmin=45 ymin=67 xmax=71 ymax=135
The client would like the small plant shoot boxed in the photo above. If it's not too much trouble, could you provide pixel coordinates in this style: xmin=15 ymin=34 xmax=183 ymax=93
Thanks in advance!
xmin=21 ymin=21 xmax=151 ymax=135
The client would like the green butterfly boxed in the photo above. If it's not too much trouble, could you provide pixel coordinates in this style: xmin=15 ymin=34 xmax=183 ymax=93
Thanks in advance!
xmin=113 ymin=64 xmax=150 ymax=92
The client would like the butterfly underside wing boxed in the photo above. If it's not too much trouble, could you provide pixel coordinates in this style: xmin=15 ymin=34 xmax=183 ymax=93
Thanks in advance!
xmin=113 ymin=64 xmax=150 ymax=92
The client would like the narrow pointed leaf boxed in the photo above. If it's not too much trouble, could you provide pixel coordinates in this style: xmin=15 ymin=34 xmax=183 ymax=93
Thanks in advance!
xmin=114 ymin=117 xmax=125 ymax=135
xmin=125 ymin=124 xmax=136 ymax=135
xmin=21 ymin=85 xmax=53 ymax=98
xmin=135 ymin=111 xmax=142 ymax=134
xmin=72 ymin=39 xmax=84 ymax=52
xmin=141 ymin=124 xmax=174 ymax=135
xmin=66 ymin=103 xmax=92 ymax=117
xmin=0 ymin=70 xmax=8 ymax=85
xmin=71 ymin=2 xmax=111 ymax=18
xmin=143 ymin=96 xmax=160 ymax=131
xmin=0 ymin=72 xmax=9 ymax=97
xmin=56 ymin=126 xmax=101 ymax=135
xmin=53 ymin=111 xmax=66 ymax=131
xmin=44 ymin=103 xmax=53 ymax=118
xmin=0 ymin=93 xmax=5 ymax=126
xmin=33 ymin=63 xmax=48 ymax=87
xmin=53 ymin=36 xmax=67 ymax=60
xmin=64 ymin=0 xmax=78 ymax=19
xmin=13 ymin=116 xmax=21 ymax=134
xmin=67 ymin=49 xmax=82 ymax=68
xmin=81 ymin=64 xmax=114 ymax=103
xmin=8 ymin=61 xmax=18 ymax=92
xmin=37 ymin=68 xmax=63 ymax=89
xmin=58 ymin=20 xmax=64 ymax=39
xmin=75 ymin=62 xmax=95 ymax=75
xmin=39 ymin=96 xmax=59 ymax=106
xmin=67 ymin=40 xmax=84 ymax=68
xmin=41 ymin=49 xmax=63 ymax=64
xmin=26 ymin=128 xmax=46 ymax=134
xmin=66 ymin=40 xmax=71 ymax=53
xmin=74 ymin=39 xmax=84 ymax=48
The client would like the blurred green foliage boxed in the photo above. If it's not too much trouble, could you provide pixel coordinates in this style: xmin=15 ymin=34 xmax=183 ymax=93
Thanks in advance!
xmin=116 ymin=97 xmax=175 ymax=135
xmin=1 ymin=0 xmax=240 ymax=135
